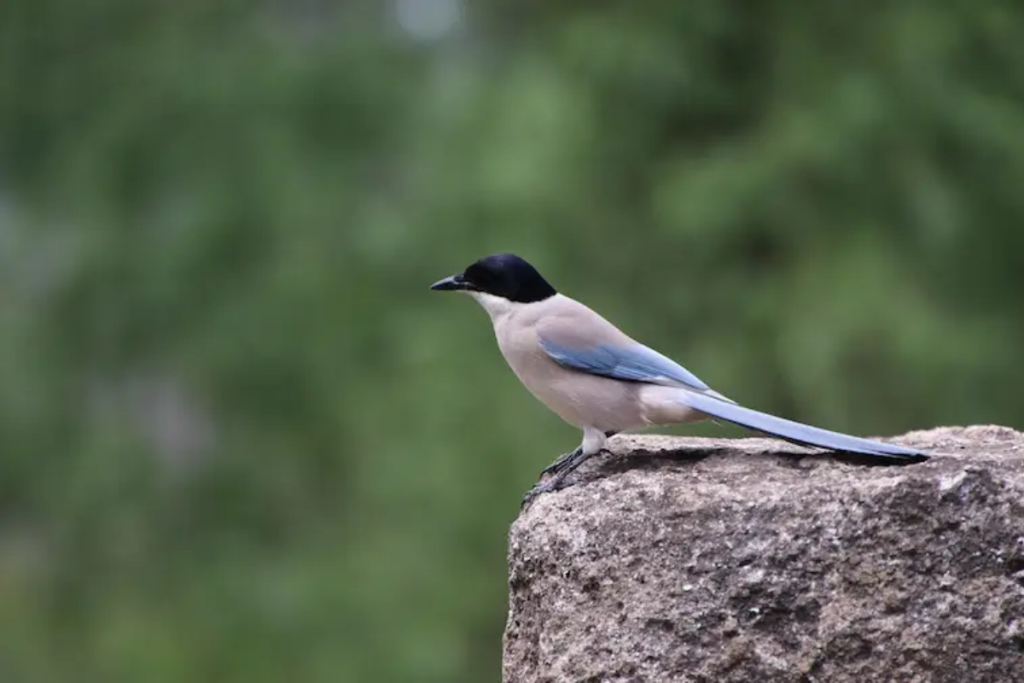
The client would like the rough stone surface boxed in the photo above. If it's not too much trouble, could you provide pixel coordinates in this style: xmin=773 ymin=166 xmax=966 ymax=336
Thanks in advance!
xmin=503 ymin=426 xmax=1024 ymax=683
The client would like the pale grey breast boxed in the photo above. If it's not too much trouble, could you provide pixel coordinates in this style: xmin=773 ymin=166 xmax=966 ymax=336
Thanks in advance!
xmin=492 ymin=295 xmax=649 ymax=432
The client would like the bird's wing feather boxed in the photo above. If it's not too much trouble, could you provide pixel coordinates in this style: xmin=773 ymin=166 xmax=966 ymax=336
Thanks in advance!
xmin=538 ymin=334 xmax=712 ymax=392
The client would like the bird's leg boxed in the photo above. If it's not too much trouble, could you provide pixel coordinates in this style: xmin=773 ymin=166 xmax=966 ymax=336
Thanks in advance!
xmin=539 ymin=445 xmax=584 ymax=477
xmin=539 ymin=431 xmax=618 ymax=477
xmin=521 ymin=428 xmax=610 ymax=509
xmin=521 ymin=449 xmax=606 ymax=509
xmin=546 ymin=446 xmax=597 ymax=482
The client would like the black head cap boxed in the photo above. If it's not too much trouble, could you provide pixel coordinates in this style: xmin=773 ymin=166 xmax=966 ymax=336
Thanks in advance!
xmin=430 ymin=253 xmax=557 ymax=303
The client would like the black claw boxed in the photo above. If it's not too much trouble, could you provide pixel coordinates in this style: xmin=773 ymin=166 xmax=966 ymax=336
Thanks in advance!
xmin=539 ymin=445 xmax=583 ymax=478
xmin=522 ymin=448 xmax=614 ymax=510
xmin=538 ymin=460 xmax=562 ymax=477
xmin=520 ymin=480 xmax=556 ymax=509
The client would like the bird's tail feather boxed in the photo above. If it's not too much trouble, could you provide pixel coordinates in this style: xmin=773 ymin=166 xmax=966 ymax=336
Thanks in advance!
xmin=681 ymin=391 xmax=929 ymax=462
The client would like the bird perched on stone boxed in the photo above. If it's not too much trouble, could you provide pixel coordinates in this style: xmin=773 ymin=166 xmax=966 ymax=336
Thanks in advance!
xmin=430 ymin=253 xmax=929 ymax=507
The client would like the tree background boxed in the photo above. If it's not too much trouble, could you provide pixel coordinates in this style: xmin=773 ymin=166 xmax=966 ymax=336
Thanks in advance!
xmin=2 ymin=1 xmax=1023 ymax=681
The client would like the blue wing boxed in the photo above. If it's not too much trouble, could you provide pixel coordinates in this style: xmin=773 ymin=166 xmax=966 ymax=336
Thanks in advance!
xmin=538 ymin=338 xmax=712 ymax=392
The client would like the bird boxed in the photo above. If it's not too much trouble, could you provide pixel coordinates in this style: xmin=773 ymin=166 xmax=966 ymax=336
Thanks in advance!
xmin=430 ymin=253 xmax=929 ymax=507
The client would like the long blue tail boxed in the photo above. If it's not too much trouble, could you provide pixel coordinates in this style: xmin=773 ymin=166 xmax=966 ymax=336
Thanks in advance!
xmin=681 ymin=391 xmax=929 ymax=462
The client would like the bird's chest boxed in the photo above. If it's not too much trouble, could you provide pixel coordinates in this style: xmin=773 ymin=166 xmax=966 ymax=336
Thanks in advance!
xmin=491 ymin=317 xmax=587 ymax=414
xmin=492 ymin=319 xmax=547 ymax=385
xmin=488 ymin=316 xmax=564 ymax=399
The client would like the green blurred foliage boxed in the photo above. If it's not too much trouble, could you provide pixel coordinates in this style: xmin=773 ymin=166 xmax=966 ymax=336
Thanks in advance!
xmin=1 ymin=1 xmax=1023 ymax=681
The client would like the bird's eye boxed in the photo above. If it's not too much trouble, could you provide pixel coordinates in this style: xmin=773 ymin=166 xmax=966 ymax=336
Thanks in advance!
xmin=465 ymin=264 xmax=491 ymax=287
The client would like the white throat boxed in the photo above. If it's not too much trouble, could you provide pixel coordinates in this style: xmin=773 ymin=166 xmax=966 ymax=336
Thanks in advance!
xmin=467 ymin=291 xmax=519 ymax=323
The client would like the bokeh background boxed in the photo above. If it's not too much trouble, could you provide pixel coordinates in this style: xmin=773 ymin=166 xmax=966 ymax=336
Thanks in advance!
xmin=3 ymin=1 xmax=1024 ymax=681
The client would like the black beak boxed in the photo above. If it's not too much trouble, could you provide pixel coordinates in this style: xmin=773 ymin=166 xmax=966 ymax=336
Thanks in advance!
xmin=430 ymin=274 xmax=471 ymax=291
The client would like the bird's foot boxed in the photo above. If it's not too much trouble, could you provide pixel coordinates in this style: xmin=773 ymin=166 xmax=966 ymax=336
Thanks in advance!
xmin=520 ymin=477 xmax=565 ymax=509
xmin=521 ymin=448 xmax=610 ymax=510
xmin=539 ymin=446 xmax=584 ymax=477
